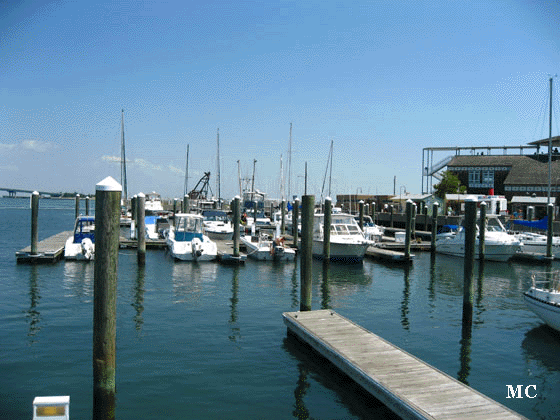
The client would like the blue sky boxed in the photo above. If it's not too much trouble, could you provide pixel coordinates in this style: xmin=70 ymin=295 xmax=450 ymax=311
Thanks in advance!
xmin=1 ymin=0 xmax=559 ymax=200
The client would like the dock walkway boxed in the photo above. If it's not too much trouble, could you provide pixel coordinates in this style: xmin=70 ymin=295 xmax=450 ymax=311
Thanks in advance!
xmin=16 ymin=231 xmax=71 ymax=264
xmin=283 ymin=310 xmax=526 ymax=420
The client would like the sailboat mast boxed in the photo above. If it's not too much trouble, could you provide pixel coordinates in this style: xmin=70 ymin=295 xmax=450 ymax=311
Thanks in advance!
xmin=329 ymin=140 xmax=333 ymax=197
xmin=251 ymin=159 xmax=257 ymax=202
xmin=237 ymin=160 xmax=242 ymax=197
xmin=216 ymin=128 xmax=221 ymax=208
xmin=120 ymin=109 xmax=128 ymax=203
xmin=288 ymin=122 xmax=292 ymax=200
xmin=184 ymin=144 xmax=189 ymax=197
xmin=548 ymin=77 xmax=554 ymax=204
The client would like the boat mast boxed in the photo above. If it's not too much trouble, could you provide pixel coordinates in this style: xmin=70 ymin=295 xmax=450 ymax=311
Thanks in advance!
xmin=216 ymin=128 xmax=221 ymax=208
xmin=287 ymin=122 xmax=292 ymax=200
xmin=251 ymin=159 xmax=257 ymax=203
xmin=237 ymin=160 xmax=242 ymax=197
xmin=329 ymin=140 xmax=333 ymax=198
xmin=184 ymin=144 xmax=189 ymax=197
xmin=548 ymin=76 xmax=555 ymax=204
xmin=120 ymin=109 xmax=128 ymax=203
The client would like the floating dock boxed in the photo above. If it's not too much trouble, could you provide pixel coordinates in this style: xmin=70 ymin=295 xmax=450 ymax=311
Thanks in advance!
xmin=215 ymin=239 xmax=247 ymax=264
xmin=16 ymin=231 xmax=72 ymax=264
xmin=366 ymin=245 xmax=413 ymax=263
xmin=283 ymin=310 xmax=527 ymax=420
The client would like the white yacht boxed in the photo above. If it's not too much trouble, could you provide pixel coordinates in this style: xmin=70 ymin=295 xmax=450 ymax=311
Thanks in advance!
xmin=312 ymin=213 xmax=369 ymax=263
xmin=240 ymin=232 xmax=296 ymax=261
xmin=167 ymin=213 xmax=217 ymax=261
xmin=524 ymin=270 xmax=560 ymax=332
xmin=202 ymin=210 xmax=234 ymax=240
xmin=436 ymin=216 xmax=522 ymax=262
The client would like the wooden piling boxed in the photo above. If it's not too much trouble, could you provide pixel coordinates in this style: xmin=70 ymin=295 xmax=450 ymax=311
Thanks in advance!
xmin=75 ymin=194 xmax=80 ymax=219
xmin=293 ymin=198 xmax=300 ymax=248
xmin=30 ymin=191 xmax=39 ymax=255
xmin=323 ymin=198 xmax=332 ymax=261
xmin=411 ymin=202 xmax=417 ymax=239
xmin=390 ymin=205 xmax=394 ymax=228
xmin=85 ymin=196 xmax=90 ymax=216
xmin=371 ymin=202 xmax=376 ymax=224
xmin=131 ymin=196 xmax=137 ymax=222
xmin=547 ymin=203 xmax=554 ymax=258
xmin=232 ymin=196 xmax=240 ymax=258
xmin=300 ymin=195 xmax=314 ymax=311
xmin=183 ymin=194 xmax=189 ymax=213
xmin=431 ymin=202 xmax=439 ymax=253
xmin=404 ymin=200 xmax=413 ymax=260
xmin=92 ymin=176 xmax=121 ymax=420
xmin=136 ymin=193 xmax=146 ymax=266
xmin=478 ymin=201 xmax=487 ymax=261
xmin=358 ymin=200 xmax=364 ymax=230
xmin=463 ymin=198 xmax=477 ymax=328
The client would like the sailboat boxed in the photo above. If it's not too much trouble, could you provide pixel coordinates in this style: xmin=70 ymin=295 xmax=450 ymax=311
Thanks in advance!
xmin=523 ymin=76 xmax=560 ymax=331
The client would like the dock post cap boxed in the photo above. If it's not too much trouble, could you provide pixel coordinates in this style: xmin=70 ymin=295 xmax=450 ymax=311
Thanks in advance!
xmin=406 ymin=199 xmax=413 ymax=203
xmin=325 ymin=196 xmax=331 ymax=202
xmin=464 ymin=195 xmax=478 ymax=202
xmin=137 ymin=192 xmax=145 ymax=198
xmin=233 ymin=195 xmax=240 ymax=200
xmin=480 ymin=201 xmax=487 ymax=206
xmin=32 ymin=191 xmax=39 ymax=195
xmin=359 ymin=200 xmax=364 ymax=203
xmin=548 ymin=203 xmax=554 ymax=208
xmin=96 ymin=176 xmax=122 ymax=192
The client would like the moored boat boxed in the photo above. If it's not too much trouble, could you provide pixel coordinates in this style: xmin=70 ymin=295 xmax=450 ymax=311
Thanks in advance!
xmin=240 ymin=233 xmax=295 ymax=261
xmin=167 ymin=213 xmax=217 ymax=261
xmin=64 ymin=215 xmax=95 ymax=261
xmin=312 ymin=213 xmax=369 ymax=263
xmin=202 ymin=210 xmax=234 ymax=240
xmin=435 ymin=216 xmax=522 ymax=262
xmin=524 ymin=270 xmax=560 ymax=332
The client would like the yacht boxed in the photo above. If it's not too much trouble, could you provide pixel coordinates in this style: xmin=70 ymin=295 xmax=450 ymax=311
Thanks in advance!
xmin=312 ymin=213 xmax=369 ymax=263
xmin=435 ymin=216 xmax=522 ymax=262
xmin=202 ymin=210 xmax=234 ymax=240
xmin=167 ymin=213 xmax=217 ymax=261
xmin=524 ymin=270 xmax=560 ymax=332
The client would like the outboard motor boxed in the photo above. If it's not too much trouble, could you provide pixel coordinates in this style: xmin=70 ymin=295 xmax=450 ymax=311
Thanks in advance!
xmin=81 ymin=238 xmax=94 ymax=261
xmin=191 ymin=237 xmax=203 ymax=259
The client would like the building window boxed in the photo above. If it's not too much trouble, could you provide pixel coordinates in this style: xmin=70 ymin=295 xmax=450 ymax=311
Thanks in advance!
xmin=468 ymin=170 xmax=481 ymax=185
xmin=482 ymin=169 xmax=494 ymax=185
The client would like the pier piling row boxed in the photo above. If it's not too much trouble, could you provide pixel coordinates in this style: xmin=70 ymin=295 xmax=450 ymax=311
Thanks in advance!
xmin=283 ymin=310 xmax=527 ymax=420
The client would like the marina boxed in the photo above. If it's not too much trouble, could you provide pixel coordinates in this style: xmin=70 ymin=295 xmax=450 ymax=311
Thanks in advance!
xmin=1 ymin=198 xmax=559 ymax=419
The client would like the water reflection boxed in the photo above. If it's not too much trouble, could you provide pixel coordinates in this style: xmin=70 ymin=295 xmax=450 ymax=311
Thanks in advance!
xmin=170 ymin=262 xmax=218 ymax=304
xmin=401 ymin=265 xmax=410 ymax=331
xmin=290 ymin=259 xmax=299 ymax=309
xmin=132 ymin=265 xmax=145 ymax=334
xmin=26 ymin=265 xmax=41 ymax=344
xmin=321 ymin=261 xmax=330 ymax=310
xmin=63 ymin=261 xmax=94 ymax=301
xmin=458 ymin=318 xmax=472 ymax=386
xmin=229 ymin=267 xmax=240 ymax=343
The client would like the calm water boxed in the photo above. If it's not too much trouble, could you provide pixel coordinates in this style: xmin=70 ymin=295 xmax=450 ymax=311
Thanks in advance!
xmin=1 ymin=198 xmax=559 ymax=419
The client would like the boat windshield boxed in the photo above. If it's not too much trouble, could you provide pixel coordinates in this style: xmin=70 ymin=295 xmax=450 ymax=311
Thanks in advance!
xmin=176 ymin=216 xmax=203 ymax=233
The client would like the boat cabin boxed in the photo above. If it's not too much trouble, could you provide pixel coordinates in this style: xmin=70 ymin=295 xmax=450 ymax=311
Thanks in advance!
xmin=72 ymin=216 xmax=95 ymax=244
xmin=174 ymin=214 xmax=204 ymax=241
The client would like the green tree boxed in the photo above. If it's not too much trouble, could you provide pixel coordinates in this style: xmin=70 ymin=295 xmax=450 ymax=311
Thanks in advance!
xmin=433 ymin=171 xmax=466 ymax=199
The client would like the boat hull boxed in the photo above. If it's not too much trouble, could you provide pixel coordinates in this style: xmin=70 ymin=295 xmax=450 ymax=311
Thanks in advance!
xmin=435 ymin=242 xmax=520 ymax=262
xmin=64 ymin=237 xmax=95 ymax=261
xmin=205 ymin=230 xmax=234 ymax=241
xmin=524 ymin=289 xmax=560 ymax=332
xmin=167 ymin=238 xmax=217 ymax=261
xmin=240 ymin=236 xmax=296 ymax=261
xmin=312 ymin=240 xmax=368 ymax=263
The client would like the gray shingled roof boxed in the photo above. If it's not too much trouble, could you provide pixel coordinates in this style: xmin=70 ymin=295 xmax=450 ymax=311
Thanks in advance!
xmin=447 ymin=155 xmax=560 ymax=185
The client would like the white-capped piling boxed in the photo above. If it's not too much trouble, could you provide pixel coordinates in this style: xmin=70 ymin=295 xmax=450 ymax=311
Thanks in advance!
xmin=323 ymin=198 xmax=332 ymax=261
xmin=75 ymin=194 xmax=80 ymax=219
xmin=431 ymin=202 xmax=439 ymax=253
xmin=30 ymin=191 xmax=39 ymax=255
xmin=478 ymin=202 xmax=487 ymax=261
xmin=463 ymin=198 xmax=477 ymax=327
xmin=85 ymin=196 xmax=90 ymax=216
xmin=136 ymin=193 xmax=146 ymax=266
xmin=404 ymin=200 xmax=413 ymax=260
xmin=92 ymin=176 xmax=121 ymax=420
xmin=293 ymin=198 xmax=300 ymax=248
xmin=358 ymin=200 xmax=364 ymax=230
xmin=232 ymin=196 xmax=240 ymax=258
xmin=300 ymin=195 xmax=315 ymax=311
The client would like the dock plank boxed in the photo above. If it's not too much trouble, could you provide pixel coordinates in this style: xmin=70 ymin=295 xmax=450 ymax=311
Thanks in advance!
xmin=283 ymin=309 xmax=526 ymax=420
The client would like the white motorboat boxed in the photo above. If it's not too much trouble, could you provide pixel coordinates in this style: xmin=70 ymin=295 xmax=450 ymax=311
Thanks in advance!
xmin=240 ymin=232 xmax=296 ymax=261
xmin=64 ymin=215 xmax=95 ymax=261
xmin=145 ymin=192 xmax=165 ymax=215
xmin=359 ymin=215 xmax=385 ymax=244
xmin=167 ymin=213 xmax=217 ymax=261
xmin=130 ymin=215 xmax=170 ymax=240
xmin=513 ymin=232 xmax=560 ymax=259
xmin=312 ymin=213 xmax=369 ymax=263
xmin=202 ymin=210 xmax=234 ymax=240
xmin=523 ymin=270 xmax=560 ymax=332
xmin=435 ymin=216 xmax=522 ymax=262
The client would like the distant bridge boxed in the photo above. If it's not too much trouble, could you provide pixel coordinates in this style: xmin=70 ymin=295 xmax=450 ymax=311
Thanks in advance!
xmin=0 ymin=187 xmax=66 ymax=198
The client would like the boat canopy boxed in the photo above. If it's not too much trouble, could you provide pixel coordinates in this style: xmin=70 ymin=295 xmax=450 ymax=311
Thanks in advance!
xmin=512 ymin=216 xmax=549 ymax=230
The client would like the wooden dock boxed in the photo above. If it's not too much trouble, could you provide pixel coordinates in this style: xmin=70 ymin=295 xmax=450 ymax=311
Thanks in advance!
xmin=16 ymin=231 xmax=71 ymax=264
xmin=215 ymin=239 xmax=247 ymax=264
xmin=283 ymin=310 xmax=527 ymax=420
xmin=366 ymin=245 xmax=413 ymax=263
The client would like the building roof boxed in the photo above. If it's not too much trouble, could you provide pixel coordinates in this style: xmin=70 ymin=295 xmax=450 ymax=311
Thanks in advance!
xmin=447 ymin=154 xmax=560 ymax=186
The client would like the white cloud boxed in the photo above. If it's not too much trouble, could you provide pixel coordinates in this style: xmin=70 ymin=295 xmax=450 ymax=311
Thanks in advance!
xmin=0 ymin=143 xmax=17 ymax=152
xmin=101 ymin=155 xmax=122 ymax=164
xmin=21 ymin=140 xmax=55 ymax=153
xmin=168 ymin=164 xmax=184 ymax=176
xmin=134 ymin=158 xmax=163 ymax=171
